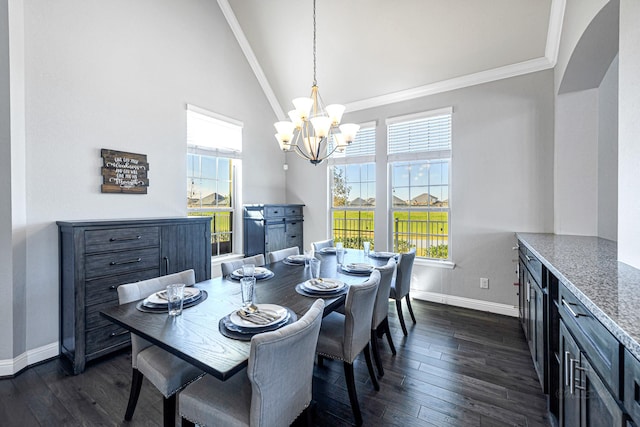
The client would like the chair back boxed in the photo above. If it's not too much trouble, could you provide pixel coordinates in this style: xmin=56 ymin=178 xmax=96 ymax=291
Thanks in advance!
xmin=372 ymin=258 xmax=396 ymax=329
xmin=312 ymin=239 xmax=334 ymax=251
xmin=247 ymin=299 xmax=324 ymax=427
xmin=342 ymin=270 xmax=380 ymax=362
xmin=117 ymin=269 xmax=196 ymax=366
xmin=394 ymin=248 xmax=416 ymax=299
xmin=221 ymin=254 xmax=266 ymax=277
xmin=267 ymin=246 xmax=299 ymax=264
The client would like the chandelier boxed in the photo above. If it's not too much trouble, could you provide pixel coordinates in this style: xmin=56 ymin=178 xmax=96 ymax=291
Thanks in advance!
xmin=273 ymin=0 xmax=360 ymax=165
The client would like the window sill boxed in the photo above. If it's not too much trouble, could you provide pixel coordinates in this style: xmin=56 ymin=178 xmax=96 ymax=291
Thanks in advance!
xmin=415 ymin=258 xmax=456 ymax=269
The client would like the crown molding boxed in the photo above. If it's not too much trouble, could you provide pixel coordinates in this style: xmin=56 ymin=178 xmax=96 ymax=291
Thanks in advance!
xmin=217 ymin=0 xmax=285 ymax=121
xmin=220 ymin=0 xmax=565 ymax=117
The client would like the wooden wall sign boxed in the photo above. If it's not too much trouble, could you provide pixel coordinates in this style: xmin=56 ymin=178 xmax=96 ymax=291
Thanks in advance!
xmin=101 ymin=149 xmax=149 ymax=194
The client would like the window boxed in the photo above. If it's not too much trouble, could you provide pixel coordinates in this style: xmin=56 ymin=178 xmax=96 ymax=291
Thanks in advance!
xmin=388 ymin=108 xmax=452 ymax=259
xmin=329 ymin=123 xmax=376 ymax=249
xmin=186 ymin=105 xmax=242 ymax=256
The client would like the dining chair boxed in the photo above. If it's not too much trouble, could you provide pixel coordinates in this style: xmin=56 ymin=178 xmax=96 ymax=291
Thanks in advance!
xmin=221 ymin=254 xmax=266 ymax=277
xmin=312 ymin=238 xmax=334 ymax=251
xmin=315 ymin=270 xmax=381 ymax=426
xmin=390 ymin=248 xmax=417 ymax=336
xmin=117 ymin=269 xmax=205 ymax=427
xmin=179 ymin=299 xmax=325 ymax=427
xmin=370 ymin=258 xmax=397 ymax=377
xmin=266 ymin=246 xmax=299 ymax=263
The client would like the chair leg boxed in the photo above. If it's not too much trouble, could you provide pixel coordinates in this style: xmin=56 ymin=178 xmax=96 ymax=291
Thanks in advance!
xmin=363 ymin=343 xmax=380 ymax=391
xmin=163 ymin=394 xmax=176 ymax=427
xmin=181 ymin=418 xmax=195 ymax=427
xmin=124 ymin=368 xmax=144 ymax=421
xmin=370 ymin=329 xmax=384 ymax=377
xmin=343 ymin=362 xmax=363 ymax=427
xmin=405 ymin=294 xmax=416 ymax=324
xmin=383 ymin=317 xmax=397 ymax=355
xmin=396 ymin=299 xmax=408 ymax=336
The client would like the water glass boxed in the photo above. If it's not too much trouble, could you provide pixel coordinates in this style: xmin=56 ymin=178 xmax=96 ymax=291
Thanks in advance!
xmin=363 ymin=241 xmax=371 ymax=256
xmin=309 ymin=257 xmax=321 ymax=279
xmin=242 ymin=263 xmax=255 ymax=278
xmin=336 ymin=248 xmax=346 ymax=265
xmin=166 ymin=283 xmax=186 ymax=316
xmin=304 ymin=250 xmax=313 ymax=268
xmin=240 ymin=277 xmax=256 ymax=308
xmin=336 ymin=242 xmax=343 ymax=250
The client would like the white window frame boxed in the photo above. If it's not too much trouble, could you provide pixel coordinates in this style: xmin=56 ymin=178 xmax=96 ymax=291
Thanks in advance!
xmin=186 ymin=104 xmax=243 ymax=258
xmin=386 ymin=108 xmax=453 ymax=261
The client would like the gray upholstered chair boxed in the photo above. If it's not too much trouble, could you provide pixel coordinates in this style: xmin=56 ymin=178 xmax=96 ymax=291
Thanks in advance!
xmin=370 ymin=258 xmax=397 ymax=377
xmin=315 ymin=270 xmax=381 ymax=426
xmin=312 ymin=238 xmax=334 ymax=251
xmin=117 ymin=270 xmax=205 ymax=427
xmin=266 ymin=246 xmax=299 ymax=264
xmin=221 ymin=254 xmax=266 ymax=277
xmin=179 ymin=299 xmax=325 ymax=427
xmin=390 ymin=248 xmax=417 ymax=336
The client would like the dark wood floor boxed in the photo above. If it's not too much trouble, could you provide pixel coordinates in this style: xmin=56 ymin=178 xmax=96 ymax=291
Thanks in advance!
xmin=0 ymin=300 xmax=550 ymax=426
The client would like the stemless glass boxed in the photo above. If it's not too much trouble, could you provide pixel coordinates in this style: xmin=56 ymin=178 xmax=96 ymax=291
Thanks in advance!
xmin=240 ymin=277 xmax=256 ymax=308
xmin=242 ymin=263 xmax=255 ymax=278
xmin=166 ymin=283 xmax=185 ymax=316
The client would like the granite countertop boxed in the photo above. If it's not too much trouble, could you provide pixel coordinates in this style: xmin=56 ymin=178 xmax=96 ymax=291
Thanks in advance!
xmin=516 ymin=232 xmax=640 ymax=360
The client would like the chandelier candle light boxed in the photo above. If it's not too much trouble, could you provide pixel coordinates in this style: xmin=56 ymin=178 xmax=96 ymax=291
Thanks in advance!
xmin=274 ymin=0 xmax=360 ymax=165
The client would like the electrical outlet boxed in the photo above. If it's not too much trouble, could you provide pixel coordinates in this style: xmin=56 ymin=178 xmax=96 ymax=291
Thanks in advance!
xmin=480 ymin=278 xmax=489 ymax=289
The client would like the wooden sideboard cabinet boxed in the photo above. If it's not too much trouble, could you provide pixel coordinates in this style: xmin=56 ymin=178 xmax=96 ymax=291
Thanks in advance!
xmin=243 ymin=204 xmax=304 ymax=258
xmin=57 ymin=217 xmax=212 ymax=374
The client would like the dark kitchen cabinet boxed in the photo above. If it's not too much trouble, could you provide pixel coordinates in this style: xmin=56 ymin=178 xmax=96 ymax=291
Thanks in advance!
xmin=57 ymin=217 xmax=211 ymax=374
xmin=243 ymin=204 xmax=304 ymax=258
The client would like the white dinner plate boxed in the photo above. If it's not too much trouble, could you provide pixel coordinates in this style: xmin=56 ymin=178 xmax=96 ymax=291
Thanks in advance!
xmin=369 ymin=251 xmax=398 ymax=259
xmin=286 ymin=255 xmax=307 ymax=263
xmin=144 ymin=287 xmax=200 ymax=305
xmin=302 ymin=278 xmax=345 ymax=293
xmin=319 ymin=247 xmax=337 ymax=254
xmin=232 ymin=266 xmax=269 ymax=278
xmin=342 ymin=263 xmax=374 ymax=273
xmin=229 ymin=304 xmax=288 ymax=329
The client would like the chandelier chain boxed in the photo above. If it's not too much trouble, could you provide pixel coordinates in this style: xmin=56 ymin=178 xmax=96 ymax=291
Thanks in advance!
xmin=312 ymin=0 xmax=317 ymax=86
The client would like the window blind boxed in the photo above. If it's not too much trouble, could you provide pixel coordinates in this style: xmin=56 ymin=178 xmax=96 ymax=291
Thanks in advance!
xmin=329 ymin=123 xmax=376 ymax=164
xmin=186 ymin=105 xmax=242 ymax=158
xmin=387 ymin=113 xmax=451 ymax=156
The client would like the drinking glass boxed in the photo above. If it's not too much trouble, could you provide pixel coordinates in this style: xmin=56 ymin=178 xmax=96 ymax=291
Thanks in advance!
xmin=304 ymin=250 xmax=313 ymax=268
xmin=336 ymin=242 xmax=343 ymax=250
xmin=242 ymin=263 xmax=255 ymax=278
xmin=363 ymin=241 xmax=371 ymax=256
xmin=166 ymin=283 xmax=186 ymax=316
xmin=240 ymin=277 xmax=256 ymax=308
xmin=336 ymin=248 xmax=346 ymax=265
xmin=309 ymin=257 xmax=321 ymax=279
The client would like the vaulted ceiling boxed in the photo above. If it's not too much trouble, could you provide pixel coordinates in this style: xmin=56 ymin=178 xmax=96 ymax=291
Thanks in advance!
xmin=221 ymin=0 xmax=560 ymax=118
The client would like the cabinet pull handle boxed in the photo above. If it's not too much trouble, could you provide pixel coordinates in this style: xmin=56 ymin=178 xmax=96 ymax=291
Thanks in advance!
xmin=109 ymin=330 xmax=128 ymax=338
xmin=525 ymin=254 xmax=531 ymax=262
xmin=526 ymin=281 xmax=530 ymax=302
xmin=109 ymin=235 xmax=142 ymax=242
xmin=573 ymin=362 xmax=585 ymax=391
xmin=512 ymin=245 xmax=519 ymax=250
xmin=562 ymin=298 xmax=584 ymax=318
xmin=564 ymin=351 xmax=571 ymax=386
xmin=290 ymin=235 xmax=297 ymax=238
xmin=569 ymin=358 xmax=579 ymax=394
xmin=164 ymin=256 xmax=170 ymax=274
xmin=110 ymin=258 xmax=141 ymax=266
xmin=109 ymin=285 xmax=117 ymax=290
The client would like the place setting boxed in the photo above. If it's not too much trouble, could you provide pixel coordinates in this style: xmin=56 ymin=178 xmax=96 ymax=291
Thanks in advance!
xmin=368 ymin=251 xmax=399 ymax=260
xmin=295 ymin=258 xmax=349 ymax=298
xmin=340 ymin=262 xmax=375 ymax=276
xmin=228 ymin=264 xmax=274 ymax=281
xmin=283 ymin=254 xmax=308 ymax=266
xmin=136 ymin=283 xmax=208 ymax=314
xmin=219 ymin=276 xmax=296 ymax=341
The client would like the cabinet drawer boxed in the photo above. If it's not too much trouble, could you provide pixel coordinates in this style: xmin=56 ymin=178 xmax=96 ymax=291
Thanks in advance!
xmin=85 ymin=268 xmax=160 ymax=306
xmin=85 ymin=325 xmax=130 ymax=356
xmin=264 ymin=206 xmax=286 ymax=218
xmin=285 ymin=221 xmax=303 ymax=238
xmin=85 ymin=226 xmax=160 ymax=253
xmin=559 ymin=283 xmax=620 ymax=399
xmin=523 ymin=247 xmax=543 ymax=287
xmin=625 ymin=349 xmax=640 ymax=425
xmin=85 ymin=247 xmax=160 ymax=279
xmin=86 ymin=300 xmax=120 ymax=331
xmin=285 ymin=206 xmax=303 ymax=217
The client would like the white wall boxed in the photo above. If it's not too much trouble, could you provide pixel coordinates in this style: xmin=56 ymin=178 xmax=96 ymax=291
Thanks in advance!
xmin=598 ymin=55 xmax=618 ymax=241
xmin=286 ymin=70 xmax=555 ymax=309
xmin=618 ymin=0 xmax=640 ymax=268
xmin=2 ymin=0 xmax=284 ymax=365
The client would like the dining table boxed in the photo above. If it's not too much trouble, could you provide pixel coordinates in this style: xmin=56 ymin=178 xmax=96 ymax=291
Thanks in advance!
xmin=100 ymin=248 xmax=396 ymax=381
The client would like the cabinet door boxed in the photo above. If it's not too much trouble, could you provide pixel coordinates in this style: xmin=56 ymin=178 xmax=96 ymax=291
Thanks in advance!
xmin=560 ymin=321 xmax=581 ymax=427
xmin=533 ymin=280 xmax=546 ymax=391
xmin=161 ymin=223 xmax=210 ymax=282
xmin=580 ymin=355 xmax=625 ymax=427
xmin=265 ymin=222 xmax=286 ymax=254
xmin=518 ymin=257 xmax=526 ymax=327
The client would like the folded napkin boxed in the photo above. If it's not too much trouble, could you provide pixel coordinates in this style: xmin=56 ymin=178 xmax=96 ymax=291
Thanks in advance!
xmin=237 ymin=308 xmax=280 ymax=325
xmin=309 ymin=278 xmax=339 ymax=289
xmin=155 ymin=288 xmax=198 ymax=301
xmin=347 ymin=263 xmax=372 ymax=270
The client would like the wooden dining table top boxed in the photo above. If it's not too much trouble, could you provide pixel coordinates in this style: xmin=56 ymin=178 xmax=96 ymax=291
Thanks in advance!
xmin=100 ymin=249 xmax=393 ymax=381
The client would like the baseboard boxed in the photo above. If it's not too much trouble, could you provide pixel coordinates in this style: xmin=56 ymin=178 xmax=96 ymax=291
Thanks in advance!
xmin=0 ymin=342 xmax=59 ymax=377
xmin=412 ymin=290 xmax=518 ymax=317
